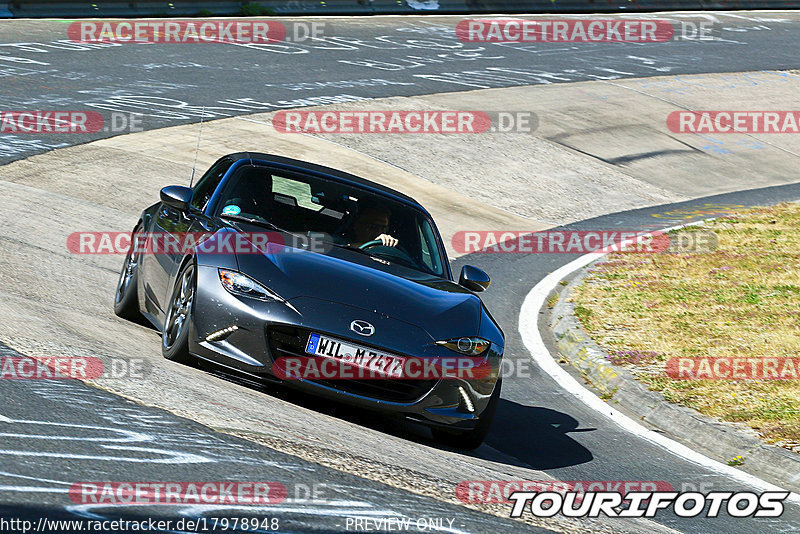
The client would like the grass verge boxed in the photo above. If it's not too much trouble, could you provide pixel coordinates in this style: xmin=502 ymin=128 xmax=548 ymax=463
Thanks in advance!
xmin=572 ymin=203 xmax=800 ymax=451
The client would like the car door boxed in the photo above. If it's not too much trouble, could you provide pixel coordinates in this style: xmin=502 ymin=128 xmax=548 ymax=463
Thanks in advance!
xmin=143 ymin=201 xmax=195 ymax=319
xmin=141 ymin=158 xmax=232 ymax=320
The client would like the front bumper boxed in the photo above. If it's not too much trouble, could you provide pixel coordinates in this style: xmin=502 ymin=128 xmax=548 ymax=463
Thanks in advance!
xmin=188 ymin=265 xmax=503 ymax=428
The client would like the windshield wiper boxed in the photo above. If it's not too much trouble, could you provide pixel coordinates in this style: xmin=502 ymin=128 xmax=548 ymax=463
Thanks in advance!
xmin=219 ymin=213 xmax=283 ymax=232
xmin=332 ymin=243 xmax=431 ymax=274
xmin=370 ymin=251 xmax=428 ymax=273
xmin=330 ymin=243 xmax=371 ymax=256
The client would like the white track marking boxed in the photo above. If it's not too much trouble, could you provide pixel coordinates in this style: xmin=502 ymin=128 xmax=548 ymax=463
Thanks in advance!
xmin=0 ymin=445 xmax=211 ymax=464
xmin=0 ymin=419 xmax=150 ymax=442
xmin=518 ymin=222 xmax=800 ymax=505
xmin=0 ymin=485 xmax=69 ymax=494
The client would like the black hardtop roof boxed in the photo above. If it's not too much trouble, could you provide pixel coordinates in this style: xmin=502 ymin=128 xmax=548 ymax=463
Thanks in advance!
xmin=225 ymin=152 xmax=423 ymax=209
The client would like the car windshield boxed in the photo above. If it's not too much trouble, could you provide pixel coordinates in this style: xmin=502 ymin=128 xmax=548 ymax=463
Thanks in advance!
xmin=213 ymin=164 xmax=447 ymax=277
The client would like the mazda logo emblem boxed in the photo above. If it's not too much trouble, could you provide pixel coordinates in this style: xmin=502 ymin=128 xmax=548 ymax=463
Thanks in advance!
xmin=350 ymin=320 xmax=375 ymax=337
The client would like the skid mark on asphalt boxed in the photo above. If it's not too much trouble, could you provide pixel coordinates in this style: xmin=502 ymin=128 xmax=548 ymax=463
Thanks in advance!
xmin=0 ymin=379 xmax=299 ymax=467
xmin=0 ymin=417 xmax=150 ymax=442
xmin=0 ymin=344 xmax=508 ymax=533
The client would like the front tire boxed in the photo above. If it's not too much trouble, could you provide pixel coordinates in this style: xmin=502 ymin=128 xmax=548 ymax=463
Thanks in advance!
xmin=114 ymin=225 xmax=143 ymax=321
xmin=162 ymin=262 xmax=195 ymax=364
xmin=432 ymin=378 xmax=502 ymax=450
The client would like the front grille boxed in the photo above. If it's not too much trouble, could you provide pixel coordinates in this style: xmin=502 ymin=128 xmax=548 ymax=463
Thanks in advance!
xmin=266 ymin=325 xmax=437 ymax=403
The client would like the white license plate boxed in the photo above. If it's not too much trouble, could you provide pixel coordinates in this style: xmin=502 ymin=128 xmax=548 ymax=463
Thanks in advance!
xmin=305 ymin=333 xmax=405 ymax=378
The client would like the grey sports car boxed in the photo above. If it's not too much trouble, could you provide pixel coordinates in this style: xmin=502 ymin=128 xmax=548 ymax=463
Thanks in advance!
xmin=114 ymin=153 xmax=504 ymax=448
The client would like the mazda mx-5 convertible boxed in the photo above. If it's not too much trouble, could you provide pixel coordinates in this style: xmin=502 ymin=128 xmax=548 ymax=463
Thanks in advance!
xmin=114 ymin=153 xmax=504 ymax=448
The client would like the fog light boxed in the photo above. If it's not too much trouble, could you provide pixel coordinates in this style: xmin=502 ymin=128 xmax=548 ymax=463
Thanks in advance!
xmin=206 ymin=325 xmax=238 ymax=342
xmin=458 ymin=386 xmax=475 ymax=413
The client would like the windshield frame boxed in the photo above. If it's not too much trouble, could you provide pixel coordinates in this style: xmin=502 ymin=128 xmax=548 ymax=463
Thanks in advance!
xmin=205 ymin=159 xmax=453 ymax=281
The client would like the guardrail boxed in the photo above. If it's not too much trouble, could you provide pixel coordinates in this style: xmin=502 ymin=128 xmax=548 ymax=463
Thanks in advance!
xmin=3 ymin=0 xmax=800 ymax=18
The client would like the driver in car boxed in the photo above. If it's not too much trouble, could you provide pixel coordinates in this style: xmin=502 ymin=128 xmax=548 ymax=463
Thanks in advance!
xmin=342 ymin=206 xmax=399 ymax=248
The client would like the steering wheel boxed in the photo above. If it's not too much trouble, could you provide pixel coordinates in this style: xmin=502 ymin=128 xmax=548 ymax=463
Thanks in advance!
xmin=358 ymin=239 xmax=386 ymax=250
xmin=358 ymin=239 xmax=415 ymax=263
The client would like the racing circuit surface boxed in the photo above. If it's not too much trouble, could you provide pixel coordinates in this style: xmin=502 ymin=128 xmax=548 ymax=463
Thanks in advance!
xmin=1 ymin=11 xmax=800 ymax=534
xmin=2 ymin=12 xmax=800 ymax=164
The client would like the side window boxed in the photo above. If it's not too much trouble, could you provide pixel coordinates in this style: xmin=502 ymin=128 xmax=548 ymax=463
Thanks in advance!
xmin=418 ymin=219 xmax=443 ymax=276
xmin=191 ymin=158 xmax=232 ymax=211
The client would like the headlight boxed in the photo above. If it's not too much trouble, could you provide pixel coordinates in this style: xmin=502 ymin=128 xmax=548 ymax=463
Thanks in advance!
xmin=435 ymin=337 xmax=491 ymax=356
xmin=218 ymin=269 xmax=284 ymax=302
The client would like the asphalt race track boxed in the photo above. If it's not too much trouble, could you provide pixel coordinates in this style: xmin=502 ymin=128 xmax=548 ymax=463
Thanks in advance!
xmin=1 ymin=12 xmax=800 ymax=163
xmin=0 ymin=340 xmax=536 ymax=533
xmin=2 ymin=12 xmax=800 ymax=534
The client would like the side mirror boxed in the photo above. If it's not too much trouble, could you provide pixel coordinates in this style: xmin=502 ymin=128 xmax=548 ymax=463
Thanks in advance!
xmin=160 ymin=185 xmax=193 ymax=211
xmin=459 ymin=265 xmax=491 ymax=292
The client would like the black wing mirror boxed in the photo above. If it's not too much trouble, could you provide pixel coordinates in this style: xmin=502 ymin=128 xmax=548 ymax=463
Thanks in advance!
xmin=160 ymin=186 xmax=193 ymax=211
xmin=459 ymin=265 xmax=491 ymax=292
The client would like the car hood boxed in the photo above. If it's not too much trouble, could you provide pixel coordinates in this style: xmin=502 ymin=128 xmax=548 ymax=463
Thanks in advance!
xmin=234 ymin=239 xmax=481 ymax=340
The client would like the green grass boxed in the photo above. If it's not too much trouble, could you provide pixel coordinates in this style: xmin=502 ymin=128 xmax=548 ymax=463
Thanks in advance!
xmin=572 ymin=203 xmax=800 ymax=449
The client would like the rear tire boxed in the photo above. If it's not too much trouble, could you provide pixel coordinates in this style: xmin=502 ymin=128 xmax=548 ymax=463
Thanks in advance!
xmin=114 ymin=225 xmax=143 ymax=321
xmin=161 ymin=262 xmax=195 ymax=364
xmin=432 ymin=378 xmax=502 ymax=450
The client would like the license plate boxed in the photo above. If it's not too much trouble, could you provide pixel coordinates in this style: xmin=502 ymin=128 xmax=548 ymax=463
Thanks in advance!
xmin=305 ymin=333 xmax=405 ymax=378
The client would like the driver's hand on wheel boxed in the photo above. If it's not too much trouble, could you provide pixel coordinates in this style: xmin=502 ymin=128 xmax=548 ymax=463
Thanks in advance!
xmin=376 ymin=234 xmax=399 ymax=248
